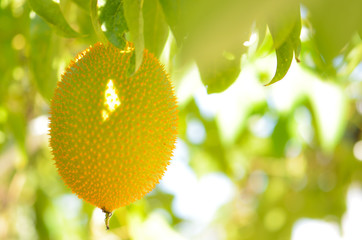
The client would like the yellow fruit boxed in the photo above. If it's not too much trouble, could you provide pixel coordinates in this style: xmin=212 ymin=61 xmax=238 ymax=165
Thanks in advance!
xmin=49 ymin=42 xmax=178 ymax=213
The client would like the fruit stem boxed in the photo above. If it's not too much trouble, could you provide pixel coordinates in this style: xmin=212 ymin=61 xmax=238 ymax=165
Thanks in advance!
xmin=90 ymin=0 xmax=109 ymax=46
xmin=102 ymin=208 xmax=113 ymax=230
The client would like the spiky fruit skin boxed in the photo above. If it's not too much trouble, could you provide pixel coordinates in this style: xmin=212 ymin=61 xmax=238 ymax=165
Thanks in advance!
xmin=49 ymin=43 xmax=178 ymax=212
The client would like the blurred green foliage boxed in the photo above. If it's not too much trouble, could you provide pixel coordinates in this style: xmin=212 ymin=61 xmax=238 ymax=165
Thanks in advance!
xmin=1 ymin=0 xmax=362 ymax=239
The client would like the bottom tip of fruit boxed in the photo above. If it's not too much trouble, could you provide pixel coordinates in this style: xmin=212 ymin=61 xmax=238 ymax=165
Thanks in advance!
xmin=102 ymin=207 xmax=113 ymax=230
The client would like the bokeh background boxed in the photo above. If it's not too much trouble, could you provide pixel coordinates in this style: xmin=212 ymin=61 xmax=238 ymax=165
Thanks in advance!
xmin=1 ymin=0 xmax=362 ymax=239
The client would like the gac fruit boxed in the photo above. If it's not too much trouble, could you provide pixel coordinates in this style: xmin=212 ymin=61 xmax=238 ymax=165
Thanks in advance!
xmin=49 ymin=43 xmax=178 ymax=214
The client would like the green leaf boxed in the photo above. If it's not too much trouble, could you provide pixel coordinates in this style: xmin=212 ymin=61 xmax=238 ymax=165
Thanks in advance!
xmin=160 ymin=0 xmax=255 ymax=93
xmin=267 ymin=2 xmax=299 ymax=49
xmin=265 ymin=40 xmax=293 ymax=86
xmin=28 ymin=0 xmax=81 ymax=37
xmin=288 ymin=10 xmax=301 ymax=62
xmin=158 ymin=0 xmax=187 ymax=46
xmin=271 ymin=116 xmax=290 ymax=157
xmin=256 ymin=20 xmax=267 ymax=50
xmin=143 ymin=0 xmax=169 ymax=57
xmin=266 ymin=8 xmax=301 ymax=86
xmin=29 ymin=16 xmax=58 ymax=101
xmin=70 ymin=0 xmax=90 ymax=12
xmin=304 ymin=0 xmax=362 ymax=63
xmin=308 ymin=80 xmax=347 ymax=152
xmin=267 ymin=19 xmax=294 ymax=50
xmin=196 ymin=49 xmax=241 ymax=94
xmin=99 ymin=0 xmax=128 ymax=49
xmin=124 ymin=0 xmax=144 ymax=72
xmin=7 ymin=110 xmax=26 ymax=159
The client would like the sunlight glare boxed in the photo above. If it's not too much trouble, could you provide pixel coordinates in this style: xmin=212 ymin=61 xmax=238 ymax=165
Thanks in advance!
xmin=102 ymin=79 xmax=121 ymax=121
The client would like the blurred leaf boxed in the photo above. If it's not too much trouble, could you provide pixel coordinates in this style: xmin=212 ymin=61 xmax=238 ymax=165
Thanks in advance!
xmin=74 ymin=2 xmax=96 ymax=37
xmin=342 ymin=43 xmax=362 ymax=76
xmin=308 ymin=81 xmax=348 ymax=152
xmin=196 ymin=50 xmax=241 ymax=94
xmin=291 ymin=19 xmax=301 ymax=62
xmin=303 ymin=0 xmax=362 ymax=64
xmin=161 ymin=0 xmax=254 ymax=93
xmin=0 ymin=6 xmax=24 ymax=105
xmin=268 ymin=18 xmax=294 ymax=49
xmin=143 ymin=0 xmax=169 ymax=57
xmin=7 ymin=110 xmax=26 ymax=157
xmin=266 ymin=11 xmax=301 ymax=86
xmin=255 ymin=29 xmax=274 ymax=58
xmin=158 ymin=0 xmax=188 ymax=46
xmin=34 ymin=188 xmax=51 ymax=240
xmin=70 ymin=0 xmax=90 ymax=12
xmin=0 ymin=69 xmax=12 ymax=106
xmin=267 ymin=3 xmax=299 ymax=49
xmin=265 ymin=40 xmax=293 ymax=86
xmin=271 ymin=116 xmax=290 ymax=157
xmin=146 ymin=188 xmax=180 ymax=224
xmin=124 ymin=0 xmax=144 ymax=71
xmin=256 ymin=20 xmax=267 ymax=50
xmin=28 ymin=0 xmax=81 ymax=37
xmin=182 ymin=99 xmax=228 ymax=174
xmin=99 ymin=0 xmax=128 ymax=49
xmin=29 ymin=16 xmax=58 ymax=101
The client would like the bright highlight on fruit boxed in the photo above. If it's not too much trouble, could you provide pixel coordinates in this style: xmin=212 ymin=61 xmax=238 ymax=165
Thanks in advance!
xmin=49 ymin=43 xmax=178 ymax=221
xmin=102 ymin=79 xmax=121 ymax=121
